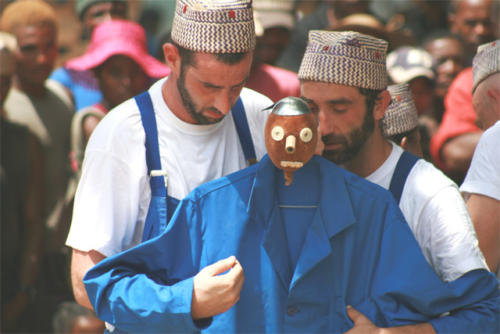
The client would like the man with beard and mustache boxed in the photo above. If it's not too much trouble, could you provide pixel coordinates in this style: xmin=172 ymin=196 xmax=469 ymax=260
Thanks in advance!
xmin=299 ymin=30 xmax=498 ymax=333
xmin=65 ymin=0 xmax=272 ymax=314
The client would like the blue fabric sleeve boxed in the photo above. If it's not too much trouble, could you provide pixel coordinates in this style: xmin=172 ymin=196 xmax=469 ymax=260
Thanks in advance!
xmin=428 ymin=270 xmax=500 ymax=333
xmin=50 ymin=67 xmax=72 ymax=87
xmin=355 ymin=202 xmax=500 ymax=332
xmin=84 ymin=198 xmax=211 ymax=332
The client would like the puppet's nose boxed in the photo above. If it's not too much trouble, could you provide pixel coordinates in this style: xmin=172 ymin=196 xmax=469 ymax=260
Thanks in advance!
xmin=285 ymin=135 xmax=296 ymax=154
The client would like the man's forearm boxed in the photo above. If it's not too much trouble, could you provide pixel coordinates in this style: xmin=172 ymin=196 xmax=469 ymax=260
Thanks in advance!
xmin=71 ymin=249 xmax=106 ymax=310
xmin=381 ymin=323 xmax=435 ymax=334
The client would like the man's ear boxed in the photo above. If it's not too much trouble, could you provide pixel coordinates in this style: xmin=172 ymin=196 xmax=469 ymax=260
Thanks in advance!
xmin=374 ymin=89 xmax=391 ymax=121
xmin=400 ymin=136 xmax=408 ymax=150
xmin=163 ymin=43 xmax=181 ymax=78
xmin=487 ymin=87 xmax=500 ymax=118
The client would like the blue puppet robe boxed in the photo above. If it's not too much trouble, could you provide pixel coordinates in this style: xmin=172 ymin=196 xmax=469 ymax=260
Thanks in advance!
xmin=85 ymin=155 xmax=499 ymax=333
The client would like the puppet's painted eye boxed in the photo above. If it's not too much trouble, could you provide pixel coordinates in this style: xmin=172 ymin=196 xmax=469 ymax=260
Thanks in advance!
xmin=300 ymin=127 xmax=313 ymax=143
xmin=271 ymin=126 xmax=284 ymax=141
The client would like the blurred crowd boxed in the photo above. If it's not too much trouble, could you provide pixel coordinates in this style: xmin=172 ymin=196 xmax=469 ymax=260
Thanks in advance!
xmin=0 ymin=0 xmax=499 ymax=332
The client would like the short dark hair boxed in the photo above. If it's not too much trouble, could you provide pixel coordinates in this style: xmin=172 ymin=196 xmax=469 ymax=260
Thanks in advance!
xmin=172 ymin=41 xmax=248 ymax=72
xmin=359 ymin=87 xmax=384 ymax=113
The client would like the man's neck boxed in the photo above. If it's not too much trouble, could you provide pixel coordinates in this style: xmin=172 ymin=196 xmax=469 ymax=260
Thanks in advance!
xmin=342 ymin=130 xmax=393 ymax=178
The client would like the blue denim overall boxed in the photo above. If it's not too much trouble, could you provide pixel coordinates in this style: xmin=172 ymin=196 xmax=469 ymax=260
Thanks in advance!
xmin=134 ymin=92 xmax=256 ymax=242
xmin=389 ymin=151 xmax=420 ymax=204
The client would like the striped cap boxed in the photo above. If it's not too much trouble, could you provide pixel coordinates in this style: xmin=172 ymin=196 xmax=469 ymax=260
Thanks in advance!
xmin=171 ymin=0 xmax=256 ymax=54
xmin=298 ymin=30 xmax=388 ymax=90
xmin=381 ymin=83 xmax=419 ymax=137
xmin=472 ymin=40 xmax=500 ymax=93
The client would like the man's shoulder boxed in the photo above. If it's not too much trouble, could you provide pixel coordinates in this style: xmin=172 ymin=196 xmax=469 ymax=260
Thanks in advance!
xmin=407 ymin=159 xmax=457 ymax=195
xmin=101 ymin=98 xmax=140 ymax=125
xmin=85 ymin=98 xmax=144 ymax=152
xmin=319 ymin=157 xmax=397 ymax=207
xmin=480 ymin=121 xmax=500 ymax=144
xmin=187 ymin=163 xmax=259 ymax=202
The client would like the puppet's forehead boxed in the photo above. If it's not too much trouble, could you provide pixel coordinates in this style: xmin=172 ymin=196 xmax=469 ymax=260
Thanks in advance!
xmin=271 ymin=97 xmax=311 ymax=116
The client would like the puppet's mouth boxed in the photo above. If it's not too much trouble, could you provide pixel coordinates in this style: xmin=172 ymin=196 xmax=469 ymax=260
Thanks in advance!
xmin=280 ymin=161 xmax=303 ymax=168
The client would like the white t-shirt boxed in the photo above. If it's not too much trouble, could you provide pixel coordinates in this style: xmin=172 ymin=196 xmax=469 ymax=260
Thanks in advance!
xmin=366 ymin=142 xmax=487 ymax=282
xmin=461 ymin=121 xmax=500 ymax=201
xmin=460 ymin=121 xmax=500 ymax=279
xmin=66 ymin=78 xmax=272 ymax=256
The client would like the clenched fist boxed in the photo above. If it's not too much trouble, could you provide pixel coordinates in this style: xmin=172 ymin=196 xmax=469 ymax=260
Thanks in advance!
xmin=191 ymin=256 xmax=245 ymax=320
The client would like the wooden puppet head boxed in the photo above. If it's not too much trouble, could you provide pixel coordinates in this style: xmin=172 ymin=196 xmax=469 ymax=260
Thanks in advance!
xmin=265 ymin=97 xmax=318 ymax=186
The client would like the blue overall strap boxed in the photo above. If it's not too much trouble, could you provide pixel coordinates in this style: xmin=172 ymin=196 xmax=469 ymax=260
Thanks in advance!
xmin=389 ymin=151 xmax=420 ymax=204
xmin=135 ymin=92 xmax=166 ymax=197
xmin=232 ymin=98 xmax=257 ymax=165
xmin=135 ymin=92 xmax=168 ymax=241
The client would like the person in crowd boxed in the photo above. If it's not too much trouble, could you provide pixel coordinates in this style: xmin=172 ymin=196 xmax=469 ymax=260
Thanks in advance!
xmin=0 ymin=31 xmax=46 ymax=334
xmin=82 ymin=95 xmax=498 ymax=332
xmin=298 ymin=30 xmax=497 ymax=332
xmin=252 ymin=0 xmax=295 ymax=66
xmin=54 ymin=19 xmax=171 ymax=257
xmin=386 ymin=46 xmax=436 ymax=119
xmin=67 ymin=19 xmax=170 ymax=178
xmin=66 ymin=0 xmax=272 ymax=312
xmin=423 ymin=31 xmax=466 ymax=122
xmin=138 ymin=0 xmax=177 ymax=58
xmin=49 ymin=0 xmax=129 ymax=110
xmin=460 ymin=39 xmax=500 ymax=278
xmin=381 ymin=83 xmax=423 ymax=157
xmin=1 ymin=1 xmax=75 ymax=330
xmin=448 ymin=0 xmax=496 ymax=66
xmin=386 ymin=46 xmax=437 ymax=160
xmin=276 ymin=0 xmax=374 ymax=72
xmin=429 ymin=0 xmax=497 ymax=183
xmin=430 ymin=66 xmax=481 ymax=184
xmin=383 ymin=0 xmax=449 ymax=45
xmin=246 ymin=0 xmax=300 ymax=102
xmin=53 ymin=301 xmax=105 ymax=334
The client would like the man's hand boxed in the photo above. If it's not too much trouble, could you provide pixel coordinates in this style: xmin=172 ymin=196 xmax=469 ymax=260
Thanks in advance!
xmin=345 ymin=305 xmax=436 ymax=334
xmin=191 ymin=256 xmax=244 ymax=320
xmin=345 ymin=305 xmax=382 ymax=334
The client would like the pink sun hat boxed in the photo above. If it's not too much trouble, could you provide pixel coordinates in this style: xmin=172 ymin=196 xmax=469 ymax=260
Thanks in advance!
xmin=66 ymin=19 xmax=170 ymax=78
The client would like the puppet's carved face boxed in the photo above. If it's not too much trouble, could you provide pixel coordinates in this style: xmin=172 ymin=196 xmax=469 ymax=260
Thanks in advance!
xmin=265 ymin=97 xmax=318 ymax=185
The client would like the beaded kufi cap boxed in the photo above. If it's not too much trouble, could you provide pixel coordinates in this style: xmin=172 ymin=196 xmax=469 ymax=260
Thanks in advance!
xmin=298 ymin=30 xmax=388 ymax=90
xmin=472 ymin=40 xmax=500 ymax=93
xmin=171 ymin=0 xmax=255 ymax=54
xmin=381 ymin=83 xmax=419 ymax=137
